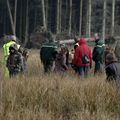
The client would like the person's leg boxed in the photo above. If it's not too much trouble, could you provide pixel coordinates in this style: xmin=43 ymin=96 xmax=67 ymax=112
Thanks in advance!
xmin=43 ymin=61 xmax=48 ymax=73
xmin=94 ymin=62 xmax=100 ymax=74
xmin=84 ymin=66 xmax=89 ymax=77
xmin=78 ymin=66 xmax=84 ymax=77
xmin=47 ymin=61 xmax=54 ymax=72
xmin=94 ymin=62 xmax=104 ymax=75
xmin=44 ymin=61 xmax=54 ymax=73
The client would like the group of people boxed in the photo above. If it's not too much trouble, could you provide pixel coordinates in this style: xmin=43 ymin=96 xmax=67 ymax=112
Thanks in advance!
xmin=3 ymin=35 xmax=29 ymax=78
xmin=40 ymin=35 xmax=120 ymax=83
xmin=2 ymin=33 xmax=120 ymax=83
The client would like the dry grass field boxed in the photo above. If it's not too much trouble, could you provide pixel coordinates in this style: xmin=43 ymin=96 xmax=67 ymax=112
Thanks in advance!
xmin=0 ymin=49 xmax=120 ymax=120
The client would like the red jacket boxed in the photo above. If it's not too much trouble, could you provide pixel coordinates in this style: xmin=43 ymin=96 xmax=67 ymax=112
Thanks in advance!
xmin=73 ymin=38 xmax=92 ymax=67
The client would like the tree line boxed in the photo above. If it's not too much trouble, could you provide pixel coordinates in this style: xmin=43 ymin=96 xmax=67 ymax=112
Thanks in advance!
xmin=0 ymin=0 xmax=120 ymax=45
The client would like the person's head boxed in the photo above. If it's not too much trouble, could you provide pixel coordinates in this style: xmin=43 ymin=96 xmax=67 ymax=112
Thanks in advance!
xmin=9 ymin=35 xmax=17 ymax=42
xmin=78 ymin=38 xmax=87 ymax=45
xmin=9 ymin=44 xmax=18 ymax=54
xmin=96 ymin=40 xmax=105 ymax=47
xmin=106 ymin=53 xmax=117 ymax=64
xmin=60 ymin=45 xmax=67 ymax=54
xmin=74 ymin=42 xmax=79 ymax=50
xmin=44 ymin=31 xmax=53 ymax=42
xmin=74 ymin=36 xmax=79 ymax=43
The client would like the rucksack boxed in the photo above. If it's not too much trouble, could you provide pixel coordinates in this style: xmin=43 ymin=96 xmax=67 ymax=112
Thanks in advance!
xmin=82 ymin=54 xmax=90 ymax=64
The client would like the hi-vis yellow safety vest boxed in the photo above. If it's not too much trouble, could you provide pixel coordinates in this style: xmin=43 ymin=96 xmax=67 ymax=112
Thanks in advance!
xmin=3 ymin=41 xmax=20 ymax=61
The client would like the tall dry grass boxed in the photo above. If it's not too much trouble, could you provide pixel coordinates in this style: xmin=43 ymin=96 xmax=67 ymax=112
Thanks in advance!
xmin=0 ymin=49 xmax=120 ymax=120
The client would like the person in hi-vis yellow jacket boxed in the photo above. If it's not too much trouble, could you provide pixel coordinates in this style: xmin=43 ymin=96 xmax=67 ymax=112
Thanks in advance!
xmin=3 ymin=35 xmax=20 ymax=78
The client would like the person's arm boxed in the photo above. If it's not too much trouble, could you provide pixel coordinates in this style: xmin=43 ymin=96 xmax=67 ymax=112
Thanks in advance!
xmin=89 ymin=48 xmax=92 ymax=68
xmin=72 ymin=47 xmax=80 ymax=66
xmin=62 ymin=55 xmax=68 ymax=70
xmin=17 ymin=54 xmax=24 ymax=71
xmin=6 ymin=56 xmax=13 ymax=71
xmin=92 ymin=47 xmax=97 ymax=61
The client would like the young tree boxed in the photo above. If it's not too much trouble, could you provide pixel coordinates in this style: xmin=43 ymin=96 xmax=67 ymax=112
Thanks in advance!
xmin=45 ymin=0 xmax=48 ymax=29
xmin=111 ymin=0 xmax=116 ymax=36
xmin=56 ymin=0 xmax=60 ymax=34
xmin=19 ymin=0 xmax=23 ymax=40
xmin=59 ymin=0 xmax=62 ymax=32
xmin=68 ymin=0 xmax=72 ymax=36
xmin=24 ymin=0 xmax=29 ymax=47
xmin=6 ymin=0 xmax=15 ymax=35
xmin=86 ymin=0 xmax=91 ymax=38
xmin=41 ymin=0 xmax=46 ymax=29
xmin=14 ymin=0 xmax=18 ymax=35
xmin=88 ymin=0 xmax=91 ymax=38
xmin=102 ymin=0 xmax=107 ymax=42
xmin=79 ymin=0 xmax=83 ymax=37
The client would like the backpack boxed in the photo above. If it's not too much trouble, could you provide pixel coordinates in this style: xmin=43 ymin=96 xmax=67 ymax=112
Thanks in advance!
xmin=82 ymin=54 xmax=90 ymax=64
xmin=81 ymin=47 xmax=90 ymax=64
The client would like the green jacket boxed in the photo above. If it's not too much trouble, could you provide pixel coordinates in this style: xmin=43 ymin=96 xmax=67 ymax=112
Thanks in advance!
xmin=3 ymin=41 xmax=20 ymax=61
xmin=40 ymin=42 xmax=58 ymax=62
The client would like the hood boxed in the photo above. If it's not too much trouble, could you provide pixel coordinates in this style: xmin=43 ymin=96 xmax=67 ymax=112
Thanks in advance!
xmin=9 ymin=44 xmax=18 ymax=51
xmin=78 ymin=38 xmax=87 ymax=45
xmin=96 ymin=40 xmax=105 ymax=47
xmin=97 ymin=40 xmax=103 ymax=45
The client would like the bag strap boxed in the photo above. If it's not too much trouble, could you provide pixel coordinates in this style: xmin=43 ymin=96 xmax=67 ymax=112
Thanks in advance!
xmin=80 ymin=46 xmax=89 ymax=57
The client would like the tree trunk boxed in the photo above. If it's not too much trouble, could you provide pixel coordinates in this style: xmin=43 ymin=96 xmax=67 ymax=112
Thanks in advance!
xmin=3 ymin=1 xmax=6 ymax=34
xmin=86 ymin=0 xmax=91 ymax=38
xmin=65 ymin=0 xmax=68 ymax=30
xmin=59 ymin=0 xmax=62 ymax=32
xmin=6 ymin=0 xmax=15 ymax=35
xmin=86 ymin=5 xmax=89 ymax=37
xmin=19 ymin=0 xmax=22 ymax=40
xmin=34 ymin=9 xmax=37 ymax=29
xmin=45 ymin=0 xmax=48 ymax=29
xmin=68 ymin=0 xmax=72 ymax=36
xmin=41 ymin=0 xmax=46 ymax=30
xmin=24 ymin=0 xmax=29 ymax=47
xmin=79 ymin=0 xmax=83 ymax=37
xmin=56 ymin=0 xmax=60 ymax=34
xmin=111 ymin=0 xmax=115 ymax=36
xmin=102 ymin=0 xmax=107 ymax=42
xmin=14 ymin=0 xmax=18 ymax=35
xmin=88 ymin=0 xmax=91 ymax=38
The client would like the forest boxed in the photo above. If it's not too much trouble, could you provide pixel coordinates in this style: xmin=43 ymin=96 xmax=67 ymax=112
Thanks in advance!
xmin=0 ymin=0 xmax=120 ymax=46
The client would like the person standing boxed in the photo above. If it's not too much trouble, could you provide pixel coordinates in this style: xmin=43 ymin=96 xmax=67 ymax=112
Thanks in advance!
xmin=3 ymin=35 xmax=20 ymax=61
xmin=40 ymin=32 xmax=58 ymax=73
xmin=93 ymin=40 xmax=105 ymax=74
xmin=54 ymin=46 xmax=68 ymax=74
xmin=6 ymin=44 xmax=23 ymax=77
xmin=72 ymin=38 xmax=92 ymax=77
xmin=3 ymin=35 xmax=20 ymax=77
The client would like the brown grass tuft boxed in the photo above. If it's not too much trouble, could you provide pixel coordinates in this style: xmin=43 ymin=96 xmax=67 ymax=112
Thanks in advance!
xmin=0 ymin=50 xmax=120 ymax=120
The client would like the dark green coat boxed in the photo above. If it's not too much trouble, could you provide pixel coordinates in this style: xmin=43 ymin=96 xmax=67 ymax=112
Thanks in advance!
xmin=40 ymin=42 xmax=58 ymax=62
xmin=93 ymin=41 xmax=105 ymax=63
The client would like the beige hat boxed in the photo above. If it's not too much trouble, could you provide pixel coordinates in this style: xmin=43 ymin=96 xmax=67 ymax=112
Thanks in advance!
xmin=106 ymin=53 xmax=117 ymax=62
xmin=10 ymin=35 xmax=17 ymax=41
